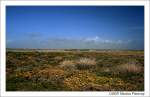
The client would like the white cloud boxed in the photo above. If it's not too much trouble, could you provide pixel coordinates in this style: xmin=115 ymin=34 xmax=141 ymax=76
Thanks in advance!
xmin=84 ymin=36 xmax=117 ymax=44
xmin=84 ymin=36 xmax=100 ymax=42
xmin=7 ymin=36 xmax=141 ymax=50
xmin=82 ymin=36 xmax=134 ymax=47
xmin=102 ymin=39 xmax=113 ymax=43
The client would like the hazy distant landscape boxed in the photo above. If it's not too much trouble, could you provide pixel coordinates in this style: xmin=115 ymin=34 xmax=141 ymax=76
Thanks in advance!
xmin=6 ymin=6 xmax=144 ymax=91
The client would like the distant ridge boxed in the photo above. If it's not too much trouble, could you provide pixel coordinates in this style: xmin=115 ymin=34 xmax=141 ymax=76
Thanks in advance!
xmin=6 ymin=48 xmax=144 ymax=52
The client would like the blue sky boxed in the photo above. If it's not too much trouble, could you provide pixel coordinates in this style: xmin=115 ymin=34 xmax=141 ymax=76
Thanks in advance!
xmin=6 ymin=6 xmax=144 ymax=50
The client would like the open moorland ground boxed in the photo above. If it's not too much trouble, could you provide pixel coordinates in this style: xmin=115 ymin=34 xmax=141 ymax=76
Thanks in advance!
xmin=6 ymin=49 xmax=144 ymax=91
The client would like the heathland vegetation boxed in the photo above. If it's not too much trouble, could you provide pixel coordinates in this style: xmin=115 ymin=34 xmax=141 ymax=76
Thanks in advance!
xmin=6 ymin=49 xmax=144 ymax=91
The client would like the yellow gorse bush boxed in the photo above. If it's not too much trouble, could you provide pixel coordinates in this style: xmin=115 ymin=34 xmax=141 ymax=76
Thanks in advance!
xmin=63 ymin=71 xmax=96 ymax=90
xmin=38 ymin=67 xmax=65 ymax=78
xmin=37 ymin=67 xmax=65 ymax=84
xmin=16 ymin=71 xmax=33 ymax=80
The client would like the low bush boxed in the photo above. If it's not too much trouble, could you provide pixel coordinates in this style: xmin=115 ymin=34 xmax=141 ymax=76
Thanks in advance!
xmin=63 ymin=71 xmax=96 ymax=90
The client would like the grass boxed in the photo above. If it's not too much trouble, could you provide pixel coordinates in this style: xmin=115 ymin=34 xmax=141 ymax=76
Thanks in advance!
xmin=6 ymin=50 xmax=144 ymax=91
xmin=76 ymin=58 xmax=97 ymax=70
xmin=59 ymin=60 xmax=76 ymax=70
xmin=116 ymin=63 xmax=142 ymax=74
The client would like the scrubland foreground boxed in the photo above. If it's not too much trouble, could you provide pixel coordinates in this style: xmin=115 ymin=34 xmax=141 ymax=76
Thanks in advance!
xmin=6 ymin=50 xmax=144 ymax=91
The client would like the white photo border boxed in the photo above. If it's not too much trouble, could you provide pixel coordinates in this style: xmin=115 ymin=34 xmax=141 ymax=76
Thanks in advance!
xmin=0 ymin=0 xmax=149 ymax=97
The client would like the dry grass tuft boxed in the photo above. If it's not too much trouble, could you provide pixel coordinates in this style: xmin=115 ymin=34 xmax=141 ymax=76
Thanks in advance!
xmin=59 ymin=60 xmax=76 ymax=70
xmin=54 ymin=56 xmax=63 ymax=61
xmin=116 ymin=63 xmax=142 ymax=73
xmin=76 ymin=58 xmax=97 ymax=70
